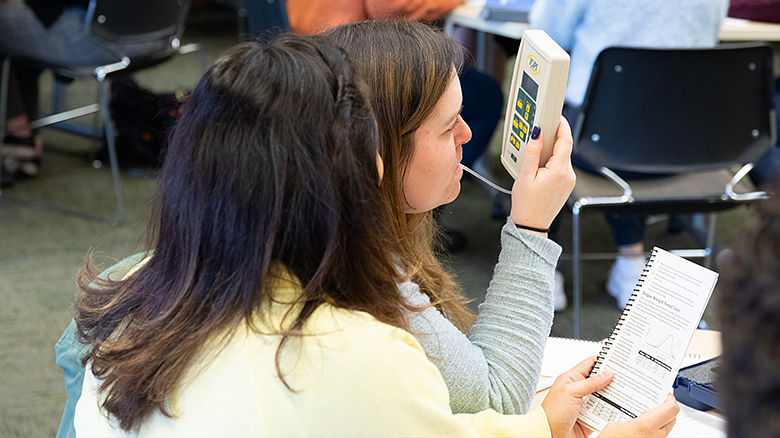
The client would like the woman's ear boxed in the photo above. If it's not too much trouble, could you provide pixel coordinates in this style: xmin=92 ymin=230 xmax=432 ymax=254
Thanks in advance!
xmin=376 ymin=152 xmax=384 ymax=183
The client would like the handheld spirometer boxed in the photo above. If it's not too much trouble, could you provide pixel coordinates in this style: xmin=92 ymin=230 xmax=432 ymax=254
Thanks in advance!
xmin=501 ymin=29 xmax=569 ymax=178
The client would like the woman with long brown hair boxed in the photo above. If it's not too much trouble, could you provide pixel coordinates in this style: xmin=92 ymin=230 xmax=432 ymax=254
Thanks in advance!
xmin=320 ymin=20 xmax=574 ymax=415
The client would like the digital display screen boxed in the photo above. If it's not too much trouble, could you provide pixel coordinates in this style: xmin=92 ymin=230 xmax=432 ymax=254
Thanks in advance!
xmin=521 ymin=71 xmax=539 ymax=101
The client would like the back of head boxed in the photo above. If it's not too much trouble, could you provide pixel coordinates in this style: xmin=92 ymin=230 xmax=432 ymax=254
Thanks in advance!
xmin=155 ymin=36 xmax=389 ymax=291
xmin=320 ymin=21 xmax=474 ymax=332
xmin=717 ymin=183 xmax=780 ymax=438
xmin=76 ymin=35 xmax=405 ymax=432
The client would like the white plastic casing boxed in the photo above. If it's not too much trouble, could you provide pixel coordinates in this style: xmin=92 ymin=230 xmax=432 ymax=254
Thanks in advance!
xmin=501 ymin=29 xmax=570 ymax=178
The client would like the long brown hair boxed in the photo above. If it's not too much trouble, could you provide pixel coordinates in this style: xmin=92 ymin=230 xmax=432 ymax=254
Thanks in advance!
xmin=717 ymin=183 xmax=780 ymax=438
xmin=75 ymin=36 xmax=406 ymax=431
xmin=322 ymin=21 xmax=476 ymax=333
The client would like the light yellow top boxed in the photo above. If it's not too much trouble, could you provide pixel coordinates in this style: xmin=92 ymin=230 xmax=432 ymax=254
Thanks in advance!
xmin=74 ymin=266 xmax=551 ymax=437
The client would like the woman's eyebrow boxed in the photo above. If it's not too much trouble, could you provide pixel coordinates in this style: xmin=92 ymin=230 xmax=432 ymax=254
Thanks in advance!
xmin=445 ymin=105 xmax=464 ymax=127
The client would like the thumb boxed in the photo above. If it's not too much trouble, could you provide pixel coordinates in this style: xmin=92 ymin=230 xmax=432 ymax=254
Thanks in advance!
xmin=519 ymin=126 xmax=543 ymax=177
xmin=569 ymin=370 xmax=614 ymax=398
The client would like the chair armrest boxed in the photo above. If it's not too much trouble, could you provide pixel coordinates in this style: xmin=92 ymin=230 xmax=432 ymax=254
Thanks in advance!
xmin=575 ymin=166 xmax=634 ymax=208
xmin=726 ymin=163 xmax=768 ymax=202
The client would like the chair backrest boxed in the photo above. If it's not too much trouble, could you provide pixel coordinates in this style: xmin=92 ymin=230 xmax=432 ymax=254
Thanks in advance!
xmin=572 ymin=44 xmax=776 ymax=174
xmin=86 ymin=0 xmax=188 ymax=48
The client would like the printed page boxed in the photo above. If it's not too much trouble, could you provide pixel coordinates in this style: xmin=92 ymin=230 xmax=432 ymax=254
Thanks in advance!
xmin=577 ymin=248 xmax=718 ymax=431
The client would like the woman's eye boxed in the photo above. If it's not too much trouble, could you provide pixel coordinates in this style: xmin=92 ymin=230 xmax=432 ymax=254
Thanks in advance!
xmin=446 ymin=115 xmax=462 ymax=132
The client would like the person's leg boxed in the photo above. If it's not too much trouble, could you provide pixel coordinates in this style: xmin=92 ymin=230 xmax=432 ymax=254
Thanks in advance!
xmin=605 ymin=213 xmax=646 ymax=308
xmin=748 ymin=77 xmax=780 ymax=188
xmin=5 ymin=64 xmax=40 ymax=138
xmin=4 ymin=64 xmax=43 ymax=176
xmin=0 ymin=2 xmax=168 ymax=67
xmin=459 ymin=68 xmax=502 ymax=168
xmin=750 ymin=146 xmax=780 ymax=188
xmin=437 ymin=69 xmax=502 ymax=253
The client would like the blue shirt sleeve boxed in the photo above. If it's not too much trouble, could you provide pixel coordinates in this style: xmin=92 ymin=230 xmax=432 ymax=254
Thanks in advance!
xmin=54 ymin=252 xmax=149 ymax=438
xmin=54 ymin=319 xmax=89 ymax=438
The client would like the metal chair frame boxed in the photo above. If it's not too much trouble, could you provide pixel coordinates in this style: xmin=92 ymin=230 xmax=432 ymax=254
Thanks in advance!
xmin=0 ymin=0 xmax=202 ymax=223
xmin=567 ymin=43 xmax=776 ymax=338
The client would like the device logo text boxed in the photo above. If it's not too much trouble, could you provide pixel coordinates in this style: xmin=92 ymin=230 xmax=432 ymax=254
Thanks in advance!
xmin=527 ymin=55 xmax=540 ymax=75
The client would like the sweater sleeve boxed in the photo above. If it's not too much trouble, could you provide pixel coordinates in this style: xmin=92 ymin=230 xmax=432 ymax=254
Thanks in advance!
xmin=529 ymin=0 xmax=589 ymax=51
xmin=402 ymin=218 xmax=560 ymax=415
xmin=365 ymin=0 xmax=463 ymax=22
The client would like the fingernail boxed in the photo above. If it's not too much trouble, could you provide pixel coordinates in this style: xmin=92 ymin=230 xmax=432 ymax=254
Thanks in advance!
xmin=601 ymin=370 xmax=614 ymax=380
xmin=531 ymin=126 xmax=541 ymax=140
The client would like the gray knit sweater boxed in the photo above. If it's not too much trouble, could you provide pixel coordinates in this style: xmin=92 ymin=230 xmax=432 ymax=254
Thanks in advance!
xmin=401 ymin=218 xmax=560 ymax=415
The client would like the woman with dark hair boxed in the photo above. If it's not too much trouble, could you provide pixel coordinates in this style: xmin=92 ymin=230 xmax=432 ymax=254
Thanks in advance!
xmin=71 ymin=35 xmax=407 ymax=434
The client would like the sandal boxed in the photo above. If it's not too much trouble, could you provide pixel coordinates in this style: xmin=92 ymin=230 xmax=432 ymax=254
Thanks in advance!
xmin=2 ymin=134 xmax=43 ymax=161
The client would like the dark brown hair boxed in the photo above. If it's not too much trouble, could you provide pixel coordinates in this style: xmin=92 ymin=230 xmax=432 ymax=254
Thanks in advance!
xmin=75 ymin=36 xmax=406 ymax=431
xmin=321 ymin=21 xmax=476 ymax=333
xmin=717 ymin=183 xmax=780 ymax=438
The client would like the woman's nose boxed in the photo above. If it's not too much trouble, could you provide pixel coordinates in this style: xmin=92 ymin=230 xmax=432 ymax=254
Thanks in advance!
xmin=456 ymin=116 xmax=472 ymax=145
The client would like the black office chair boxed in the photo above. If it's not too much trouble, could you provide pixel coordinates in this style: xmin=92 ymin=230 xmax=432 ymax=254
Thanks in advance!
xmin=0 ymin=0 xmax=200 ymax=223
xmin=567 ymin=43 xmax=776 ymax=338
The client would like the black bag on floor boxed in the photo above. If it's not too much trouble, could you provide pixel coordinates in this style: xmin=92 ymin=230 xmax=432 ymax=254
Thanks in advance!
xmin=96 ymin=77 xmax=185 ymax=169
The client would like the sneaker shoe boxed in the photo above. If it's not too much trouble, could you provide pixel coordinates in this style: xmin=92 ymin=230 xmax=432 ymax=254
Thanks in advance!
xmin=606 ymin=256 xmax=646 ymax=309
xmin=554 ymin=270 xmax=567 ymax=311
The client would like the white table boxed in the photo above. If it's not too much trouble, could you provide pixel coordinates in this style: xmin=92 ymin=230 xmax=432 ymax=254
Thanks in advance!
xmin=445 ymin=4 xmax=780 ymax=72
xmin=531 ymin=331 xmax=725 ymax=437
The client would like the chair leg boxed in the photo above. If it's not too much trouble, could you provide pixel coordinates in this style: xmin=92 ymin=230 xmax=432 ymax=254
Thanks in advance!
xmin=0 ymin=57 xmax=10 ymax=145
xmin=704 ymin=213 xmax=716 ymax=269
xmin=96 ymin=78 xmax=125 ymax=223
xmin=52 ymin=76 xmax=66 ymax=114
xmin=236 ymin=0 xmax=249 ymax=43
xmin=0 ymin=57 xmax=9 ymax=196
xmin=573 ymin=203 xmax=582 ymax=339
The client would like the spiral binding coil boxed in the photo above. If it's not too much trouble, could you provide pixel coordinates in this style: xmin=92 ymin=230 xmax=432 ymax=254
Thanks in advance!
xmin=588 ymin=249 xmax=657 ymax=377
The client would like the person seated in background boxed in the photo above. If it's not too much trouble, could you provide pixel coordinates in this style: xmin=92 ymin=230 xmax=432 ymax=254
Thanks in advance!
xmin=529 ymin=0 xmax=730 ymax=309
xmin=0 ymin=0 xmax=173 ymax=180
xmin=717 ymin=182 xmax=780 ymax=438
xmin=68 ymin=33 xmax=679 ymax=438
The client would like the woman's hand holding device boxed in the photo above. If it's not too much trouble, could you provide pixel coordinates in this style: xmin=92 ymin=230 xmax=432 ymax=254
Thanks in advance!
xmin=510 ymin=116 xmax=575 ymax=235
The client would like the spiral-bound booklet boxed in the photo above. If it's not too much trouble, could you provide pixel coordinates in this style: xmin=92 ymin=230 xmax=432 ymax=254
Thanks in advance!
xmin=577 ymin=247 xmax=719 ymax=432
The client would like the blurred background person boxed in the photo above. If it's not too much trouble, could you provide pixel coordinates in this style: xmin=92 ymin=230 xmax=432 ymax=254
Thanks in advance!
xmin=717 ymin=182 xmax=780 ymax=438
xmin=530 ymin=0 xmax=729 ymax=309
xmin=0 ymin=0 xmax=174 ymax=180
